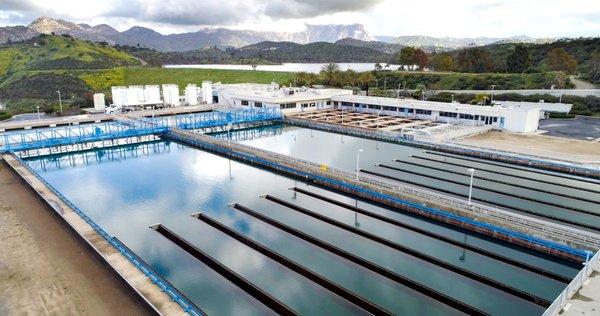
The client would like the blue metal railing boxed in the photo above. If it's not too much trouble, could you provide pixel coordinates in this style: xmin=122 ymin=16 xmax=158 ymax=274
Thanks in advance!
xmin=176 ymin=107 xmax=283 ymax=130
xmin=13 ymin=155 xmax=205 ymax=316
xmin=166 ymin=131 xmax=589 ymax=260
xmin=285 ymin=117 xmax=600 ymax=179
xmin=1 ymin=118 xmax=170 ymax=153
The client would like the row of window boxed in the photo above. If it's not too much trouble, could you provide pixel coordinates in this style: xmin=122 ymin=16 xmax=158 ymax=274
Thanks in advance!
xmin=280 ymin=103 xmax=296 ymax=109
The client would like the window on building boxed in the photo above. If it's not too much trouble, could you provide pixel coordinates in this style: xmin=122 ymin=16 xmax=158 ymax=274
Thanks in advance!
xmin=333 ymin=101 xmax=338 ymax=106
xmin=254 ymin=102 xmax=262 ymax=108
xmin=280 ymin=103 xmax=296 ymax=109
xmin=368 ymin=104 xmax=381 ymax=110
xmin=407 ymin=109 xmax=414 ymax=113
xmin=301 ymin=103 xmax=309 ymax=108
xmin=241 ymin=100 xmax=249 ymax=106
xmin=326 ymin=101 xmax=331 ymax=105
xmin=310 ymin=103 xmax=316 ymax=107
xmin=493 ymin=117 xmax=498 ymax=123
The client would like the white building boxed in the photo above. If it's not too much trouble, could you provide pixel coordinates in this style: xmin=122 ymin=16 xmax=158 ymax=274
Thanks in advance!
xmin=493 ymin=101 xmax=572 ymax=119
xmin=332 ymin=95 xmax=539 ymax=133
xmin=213 ymin=83 xmax=352 ymax=114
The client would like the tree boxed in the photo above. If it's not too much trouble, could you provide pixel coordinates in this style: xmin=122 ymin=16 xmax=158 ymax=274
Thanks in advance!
xmin=456 ymin=48 xmax=494 ymax=73
xmin=430 ymin=53 xmax=454 ymax=71
xmin=320 ymin=62 xmax=341 ymax=86
xmin=294 ymin=71 xmax=319 ymax=87
xmin=506 ymin=44 xmax=531 ymax=73
xmin=358 ymin=72 xmax=375 ymax=91
xmin=398 ymin=47 xmax=416 ymax=65
xmin=545 ymin=48 xmax=577 ymax=74
xmin=588 ymin=51 xmax=600 ymax=84
xmin=413 ymin=49 xmax=428 ymax=70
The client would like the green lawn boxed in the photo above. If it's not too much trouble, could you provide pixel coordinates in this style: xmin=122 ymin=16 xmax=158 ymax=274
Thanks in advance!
xmin=123 ymin=67 xmax=296 ymax=88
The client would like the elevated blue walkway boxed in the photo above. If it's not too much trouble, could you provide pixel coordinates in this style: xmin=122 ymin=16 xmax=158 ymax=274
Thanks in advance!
xmin=0 ymin=118 xmax=169 ymax=153
xmin=175 ymin=107 xmax=282 ymax=130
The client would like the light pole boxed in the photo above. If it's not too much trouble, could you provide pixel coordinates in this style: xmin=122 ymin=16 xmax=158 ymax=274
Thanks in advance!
xmin=36 ymin=106 xmax=40 ymax=119
xmin=451 ymin=94 xmax=455 ymax=103
xmin=467 ymin=168 xmax=475 ymax=205
xmin=490 ymin=85 xmax=495 ymax=103
xmin=356 ymin=148 xmax=363 ymax=180
xmin=56 ymin=90 xmax=63 ymax=114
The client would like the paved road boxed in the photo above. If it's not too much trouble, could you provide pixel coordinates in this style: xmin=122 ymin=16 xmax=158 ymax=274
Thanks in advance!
xmin=433 ymin=89 xmax=600 ymax=97
xmin=539 ymin=116 xmax=600 ymax=140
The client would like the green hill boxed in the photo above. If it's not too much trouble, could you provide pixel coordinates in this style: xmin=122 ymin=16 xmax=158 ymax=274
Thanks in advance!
xmin=0 ymin=34 xmax=143 ymax=116
xmin=0 ymin=34 xmax=140 ymax=77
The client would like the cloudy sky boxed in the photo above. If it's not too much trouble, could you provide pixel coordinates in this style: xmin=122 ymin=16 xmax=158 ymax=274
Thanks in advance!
xmin=0 ymin=0 xmax=598 ymax=38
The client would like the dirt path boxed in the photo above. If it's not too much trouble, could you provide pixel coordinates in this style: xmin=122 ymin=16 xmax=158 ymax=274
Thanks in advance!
xmin=0 ymin=161 xmax=154 ymax=315
xmin=570 ymin=76 xmax=597 ymax=89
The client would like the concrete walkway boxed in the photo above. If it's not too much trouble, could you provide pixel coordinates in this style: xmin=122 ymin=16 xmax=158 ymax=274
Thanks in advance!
xmin=562 ymin=260 xmax=600 ymax=315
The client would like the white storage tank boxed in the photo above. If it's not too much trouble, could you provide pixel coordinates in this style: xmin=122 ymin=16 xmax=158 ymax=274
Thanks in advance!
xmin=111 ymin=86 xmax=127 ymax=107
xmin=185 ymin=84 xmax=199 ymax=105
xmin=162 ymin=84 xmax=180 ymax=107
xmin=93 ymin=93 xmax=105 ymax=110
xmin=127 ymin=85 xmax=145 ymax=105
xmin=144 ymin=85 xmax=161 ymax=104
xmin=202 ymin=81 xmax=213 ymax=104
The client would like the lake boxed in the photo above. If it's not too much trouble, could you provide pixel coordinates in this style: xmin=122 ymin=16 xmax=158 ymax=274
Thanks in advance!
xmin=164 ymin=63 xmax=401 ymax=74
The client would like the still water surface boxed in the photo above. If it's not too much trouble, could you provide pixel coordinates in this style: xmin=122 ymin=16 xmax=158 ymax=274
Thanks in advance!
xmin=23 ymin=125 xmax=583 ymax=315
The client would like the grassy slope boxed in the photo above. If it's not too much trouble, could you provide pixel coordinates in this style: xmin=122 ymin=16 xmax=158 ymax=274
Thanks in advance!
xmin=0 ymin=35 xmax=139 ymax=77
xmin=123 ymin=67 xmax=295 ymax=88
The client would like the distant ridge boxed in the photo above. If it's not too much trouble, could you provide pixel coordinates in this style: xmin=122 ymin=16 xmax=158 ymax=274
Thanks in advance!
xmin=0 ymin=16 xmax=557 ymax=52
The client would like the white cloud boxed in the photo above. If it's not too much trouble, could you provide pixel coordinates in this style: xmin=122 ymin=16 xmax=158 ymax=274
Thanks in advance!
xmin=0 ymin=0 xmax=598 ymax=37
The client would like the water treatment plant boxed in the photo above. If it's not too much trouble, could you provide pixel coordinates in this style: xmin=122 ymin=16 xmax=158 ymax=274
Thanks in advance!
xmin=1 ymin=83 xmax=599 ymax=316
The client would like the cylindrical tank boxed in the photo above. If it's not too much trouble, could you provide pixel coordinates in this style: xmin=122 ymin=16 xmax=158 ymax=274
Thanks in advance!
xmin=185 ymin=84 xmax=199 ymax=105
xmin=202 ymin=81 xmax=213 ymax=104
xmin=127 ymin=85 xmax=145 ymax=105
xmin=111 ymin=86 xmax=127 ymax=106
xmin=93 ymin=93 xmax=105 ymax=110
xmin=144 ymin=85 xmax=161 ymax=104
xmin=162 ymin=84 xmax=180 ymax=107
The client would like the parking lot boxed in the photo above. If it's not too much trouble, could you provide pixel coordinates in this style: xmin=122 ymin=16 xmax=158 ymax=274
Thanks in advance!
xmin=539 ymin=116 xmax=600 ymax=141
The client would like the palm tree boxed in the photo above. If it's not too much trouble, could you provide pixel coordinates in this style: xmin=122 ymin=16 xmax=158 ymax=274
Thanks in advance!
xmin=320 ymin=62 xmax=341 ymax=86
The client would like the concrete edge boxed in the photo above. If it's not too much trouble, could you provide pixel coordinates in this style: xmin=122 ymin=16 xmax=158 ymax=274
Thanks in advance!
xmin=0 ymin=154 xmax=187 ymax=316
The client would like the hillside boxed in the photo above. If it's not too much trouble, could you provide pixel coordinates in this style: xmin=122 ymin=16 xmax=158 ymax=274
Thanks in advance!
xmin=0 ymin=34 xmax=140 ymax=77
xmin=231 ymin=41 xmax=391 ymax=63
xmin=120 ymin=41 xmax=391 ymax=66
xmin=0 ymin=34 xmax=141 ymax=116
xmin=334 ymin=38 xmax=406 ymax=54
xmin=439 ymin=37 xmax=599 ymax=78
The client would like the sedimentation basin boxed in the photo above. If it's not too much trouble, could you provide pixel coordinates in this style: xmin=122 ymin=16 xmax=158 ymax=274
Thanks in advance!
xmin=17 ymin=122 xmax=596 ymax=315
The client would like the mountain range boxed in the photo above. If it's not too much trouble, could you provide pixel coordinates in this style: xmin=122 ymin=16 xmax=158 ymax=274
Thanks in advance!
xmin=0 ymin=16 xmax=554 ymax=52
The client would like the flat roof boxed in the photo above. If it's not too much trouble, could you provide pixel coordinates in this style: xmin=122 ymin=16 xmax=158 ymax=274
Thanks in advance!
xmin=493 ymin=101 xmax=573 ymax=113
xmin=219 ymin=86 xmax=352 ymax=103
xmin=332 ymin=95 xmax=534 ymax=115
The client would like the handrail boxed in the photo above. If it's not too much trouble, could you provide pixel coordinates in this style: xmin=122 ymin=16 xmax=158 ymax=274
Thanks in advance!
xmin=543 ymin=250 xmax=600 ymax=316
xmin=166 ymin=128 xmax=594 ymax=259
xmin=285 ymin=117 xmax=600 ymax=179
xmin=13 ymin=155 xmax=204 ymax=316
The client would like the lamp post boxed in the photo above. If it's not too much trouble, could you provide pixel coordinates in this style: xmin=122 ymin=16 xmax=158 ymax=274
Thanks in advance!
xmin=36 ymin=106 xmax=40 ymax=120
xmin=356 ymin=149 xmax=364 ymax=180
xmin=490 ymin=85 xmax=495 ymax=103
xmin=56 ymin=90 xmax=63 ymax=114
xmin=467 ymin=168 xmax=475 ymax=205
